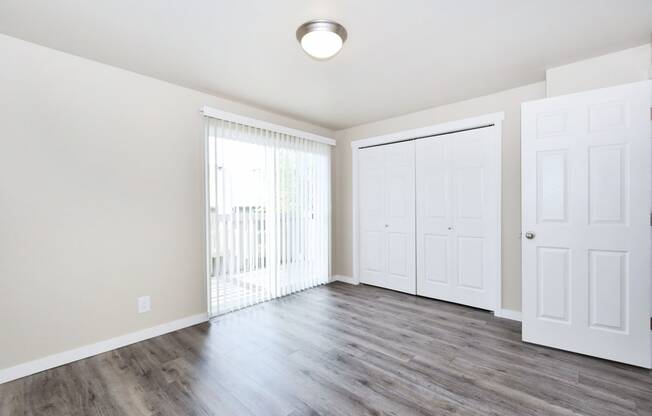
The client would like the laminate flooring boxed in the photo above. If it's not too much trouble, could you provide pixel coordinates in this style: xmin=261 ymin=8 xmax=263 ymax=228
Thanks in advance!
xmin=1 ymin=282 xmax=651 ymax=415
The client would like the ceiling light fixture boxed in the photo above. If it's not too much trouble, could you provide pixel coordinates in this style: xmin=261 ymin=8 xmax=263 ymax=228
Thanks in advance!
xmin=296 ymin=19 xmax=347 ymax=60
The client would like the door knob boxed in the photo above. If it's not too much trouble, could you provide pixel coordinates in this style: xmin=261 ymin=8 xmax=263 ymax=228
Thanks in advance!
xmin=384 ymin=224 xmax=389 ymax=228
xmin=525 ymin=232 xmax=535 ymax=240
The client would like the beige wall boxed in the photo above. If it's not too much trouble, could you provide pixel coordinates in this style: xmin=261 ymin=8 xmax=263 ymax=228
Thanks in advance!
xmin=333 ymin=83 xmax=547 ymax=311
xmin=0 ymin=34 xmax=333 ymax=370
xmin=546 ymin=44 xmax=650 ymax=96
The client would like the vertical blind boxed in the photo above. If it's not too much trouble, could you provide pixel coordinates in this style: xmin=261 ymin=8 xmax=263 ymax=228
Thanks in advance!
xmin=205 ymin=117 xmax=331 ymax=316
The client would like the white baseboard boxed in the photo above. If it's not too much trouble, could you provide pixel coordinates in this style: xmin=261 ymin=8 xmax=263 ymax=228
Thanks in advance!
xmin=331 ymin=275 xmax=358 ymax=285
xmin=0 ymin=313 xmax=208 ymax=385
xmin=493 ymin=308 xmax=522 ymax=322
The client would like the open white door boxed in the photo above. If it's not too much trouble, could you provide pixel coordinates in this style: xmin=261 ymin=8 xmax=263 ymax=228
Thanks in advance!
xmin=522 ymin=81 xmax=652 ymax=368
xmin=358 ymin=141 xmax=416 ymax=294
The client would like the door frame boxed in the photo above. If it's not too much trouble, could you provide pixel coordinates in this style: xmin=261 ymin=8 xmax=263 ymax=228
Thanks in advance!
xmin=351 ymin=112 xmax=505 ymax=311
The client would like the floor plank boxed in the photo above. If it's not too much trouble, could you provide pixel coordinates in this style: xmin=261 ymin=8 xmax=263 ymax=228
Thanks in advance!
xmin=1 ymin=282 xmax=651 ymax=416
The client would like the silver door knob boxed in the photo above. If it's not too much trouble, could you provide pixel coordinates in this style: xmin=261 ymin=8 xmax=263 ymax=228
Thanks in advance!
xmin=448 ymin=226 xmax=453 ymax=231
xmin=525 ymin=232 xmax=535 ymax=240
xmin=384 ymin=224 xmax=389 ymax=228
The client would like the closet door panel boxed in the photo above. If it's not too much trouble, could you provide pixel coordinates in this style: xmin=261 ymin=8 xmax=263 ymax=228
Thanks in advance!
xmin=417 ymin=128 xmax=499 ymax=310
xmin=450 ymin=131 xmax=488 ymax=306
xmin=359 ymin=147 xmax=387 ymax=284
xmin=416 ymin=137 xmax=454 ymax=298
xmin=384 ymin=141 xmax=416 ymax=293
xmin=359 ymin=141 xmax=416 ymax=294
xmin=451 ymin=129 xmax=499 ymax=309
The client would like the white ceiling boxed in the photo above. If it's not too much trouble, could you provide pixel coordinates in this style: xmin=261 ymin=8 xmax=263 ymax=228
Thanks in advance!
xmin=1 ymin=1 xmax=651 ymax=130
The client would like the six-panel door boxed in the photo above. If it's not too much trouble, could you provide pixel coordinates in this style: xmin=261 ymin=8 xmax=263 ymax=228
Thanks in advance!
xmin=358 ymin=141 xmax=416 ymax=294
xmin=416 ymin=128 xmax=500 ymax=310
xmin=522 ymin=81 xmax=651 ymax=368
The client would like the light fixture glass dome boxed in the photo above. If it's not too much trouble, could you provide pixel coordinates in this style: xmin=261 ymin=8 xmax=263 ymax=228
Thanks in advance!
xmin=296 ymin=19 xmax=347 ymax=60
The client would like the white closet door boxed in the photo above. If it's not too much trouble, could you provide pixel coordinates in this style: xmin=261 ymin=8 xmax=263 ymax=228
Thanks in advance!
xmin=416 ymin=127 xmax=500 ymax=310
xmin=359 ymin=141 xmax=416 ymax=294
xmin=522 ymin=81 xmax=651 ymax=368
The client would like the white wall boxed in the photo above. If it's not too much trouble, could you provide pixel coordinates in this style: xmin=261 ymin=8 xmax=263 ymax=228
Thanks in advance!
xmin=0 ymin=34 xmax=333 ymax=370
xmin=334 ymin=83 xmax=546 ymax=312
xmin=546 ymin=44 xmax=650 ymax=96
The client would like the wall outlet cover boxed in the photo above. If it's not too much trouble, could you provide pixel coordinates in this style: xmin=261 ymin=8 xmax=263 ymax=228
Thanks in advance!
xmin=137 ymin=296 xmax=151 ymax=313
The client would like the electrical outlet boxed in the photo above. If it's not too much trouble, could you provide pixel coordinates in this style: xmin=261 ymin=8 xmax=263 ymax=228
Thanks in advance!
xmin=137 ymin=296 xmax=151 ymax=313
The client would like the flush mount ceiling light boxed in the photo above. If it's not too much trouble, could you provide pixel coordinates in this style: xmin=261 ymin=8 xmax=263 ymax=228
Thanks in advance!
xmin=296 ymin=19 xmax=347 ymax=60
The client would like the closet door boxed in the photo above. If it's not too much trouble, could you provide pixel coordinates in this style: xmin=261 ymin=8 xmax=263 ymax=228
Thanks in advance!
xmin=416 ymin=127 xmax=499 ymax=310
xmin=359 ymin=141 xmax=416 ymax=294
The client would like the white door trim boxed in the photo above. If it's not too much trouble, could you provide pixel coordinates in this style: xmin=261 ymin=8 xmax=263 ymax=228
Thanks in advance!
xmin=352 ymin=112 xmax=504 ymax=311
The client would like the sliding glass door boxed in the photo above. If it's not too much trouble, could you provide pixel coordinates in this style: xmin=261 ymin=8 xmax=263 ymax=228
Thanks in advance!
xmin=206 ymin=118 xmax=330 ymax=316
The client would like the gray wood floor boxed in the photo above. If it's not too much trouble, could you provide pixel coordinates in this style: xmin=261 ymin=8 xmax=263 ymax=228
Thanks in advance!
xmin=1 ymin=282 xmax=651 ymax=416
